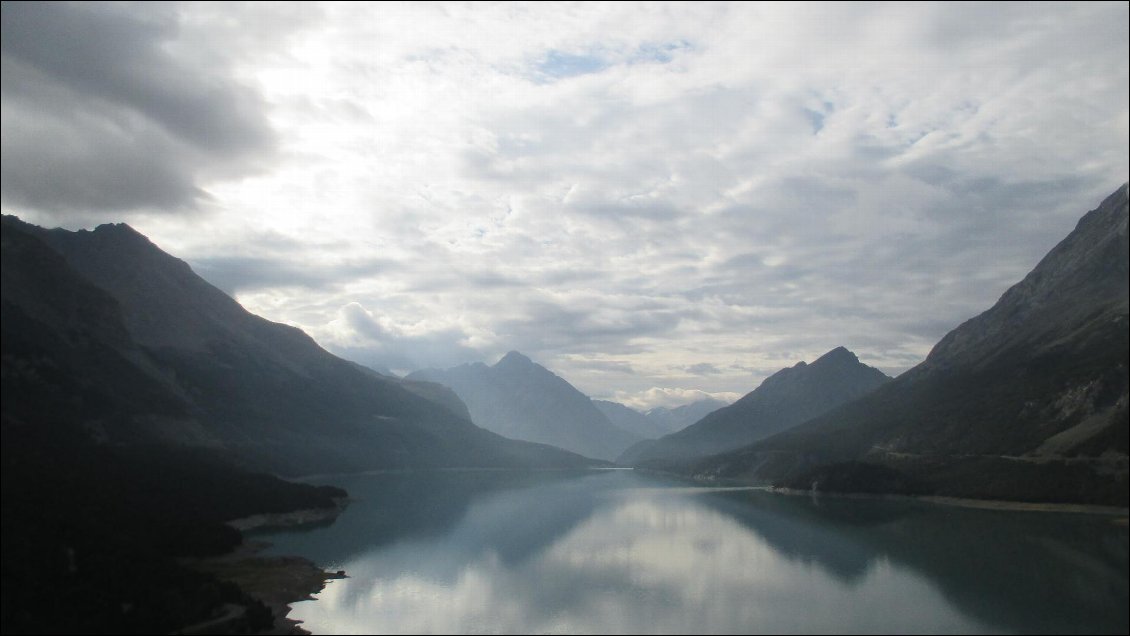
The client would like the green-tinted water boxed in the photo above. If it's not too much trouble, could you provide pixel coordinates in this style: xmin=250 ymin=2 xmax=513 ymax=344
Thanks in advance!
xmin=256 ymin=470 xmax=1128 ymax=634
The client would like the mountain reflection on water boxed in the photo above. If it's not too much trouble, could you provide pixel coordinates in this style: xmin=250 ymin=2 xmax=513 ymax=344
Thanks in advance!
xmin=257 ymin=470 xmax=1128 ymax=635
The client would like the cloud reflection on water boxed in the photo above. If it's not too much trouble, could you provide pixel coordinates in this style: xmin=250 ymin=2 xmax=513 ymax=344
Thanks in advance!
xmin=282 ymin=473 xmax=1008 ymax=634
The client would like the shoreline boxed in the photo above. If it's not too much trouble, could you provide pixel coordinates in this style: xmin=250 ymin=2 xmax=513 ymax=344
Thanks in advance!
xmin=187 ymin=541 xmax=346 ymax=635
xmin=765 ymin=485 xmax=1129 ymax=516
xmin=636 ymin=468 xmax=1129 ymax=516
xmin=226 ymin=497 xmax=350 ymax=532
xmin=288 ymin=464 xmax=615 ymax=483
xmin=184 ymin=503 xmax=349 ymax=635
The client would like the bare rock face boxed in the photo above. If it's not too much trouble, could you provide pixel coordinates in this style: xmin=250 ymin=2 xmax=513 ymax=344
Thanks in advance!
xmin=924 ymin=184 xmax=1129 ymax=373
xmin=686 ymin=184 xmax=1129 ymax=505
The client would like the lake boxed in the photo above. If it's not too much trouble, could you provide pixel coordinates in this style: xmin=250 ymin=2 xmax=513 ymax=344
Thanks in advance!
xmin=256 ymin=469 xmax=1128 ymax=634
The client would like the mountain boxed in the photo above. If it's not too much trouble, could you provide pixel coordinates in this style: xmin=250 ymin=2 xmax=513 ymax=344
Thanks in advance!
xmin=686 ymin=184 xmax=1129 ymax=505
xmin=2 ymin=215 xmax=602 ymax=633
xmin=1 ymin=218 xmax=344 ymax=633
xmin=594 ymin=398 xmax=730 ymax=442
xmin=593 ymin=400 xmax=671 ymax=439
xmin=593 ymin=400 xmax=664 ymax=439
xmin=408 ymin=352 xmax=642 ymax=460
xmin=644 ymin=398 xmax=729 ymax=435
xmin=619 ymin=348 xmax=889 ymax=465
xmin=0 ymin=216 xmax=592 ymax=475
xmin=347 ymin=360 xmax=474 ymax=421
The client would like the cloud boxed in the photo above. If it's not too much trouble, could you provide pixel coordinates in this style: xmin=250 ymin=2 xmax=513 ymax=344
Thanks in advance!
xmin=193 ymin=254 xmax=396 ymax=295
xmin=340 ymin=302 xmax=387 ymax=341
xmin=0 ymin=2 xmax=277 ymax=219
xmin=321 ymin=302 xmax=486 ymax=373
xmin=684 ymin=363 xmax=722 ymax=376
xmin=239 ymin=2 xmax=1126 ymax=400
xmin=495 ymin=296 xmax=683 ymax=356
xmin=4 ymin=3 xmax=1126 ymax=404
xmin=560 ymin=357 xmax=638 ymax=376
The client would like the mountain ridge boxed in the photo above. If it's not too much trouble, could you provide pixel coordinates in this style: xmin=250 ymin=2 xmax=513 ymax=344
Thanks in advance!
xmin=643 ymin=398 xmax=730 ymax=434
xmin=1 ymin=215 xmax=594 ymax=475
xmin=593 ymin=397 xmax=730 ymax=440
xmin=681 ymin=184 xmax=1129 ymax=505
xmin=408 ymin=352 xmax=642 ymax=460
xmin=619 ymin=347 xmax=890 ymax=465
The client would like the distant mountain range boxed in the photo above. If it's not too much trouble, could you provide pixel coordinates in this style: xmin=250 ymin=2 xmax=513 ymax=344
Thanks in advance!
xmin=409 ymin=352 xmax=642 ymax=460
xmin=644 ymin=399 xmax=730 ymax=434
xmin=620 ymin=347 xmax=889 ymax=465
xmin=681 ymin=184 xmax=1129 ymax=505
xmin=593 ymin=397 xmax=728 ymax=440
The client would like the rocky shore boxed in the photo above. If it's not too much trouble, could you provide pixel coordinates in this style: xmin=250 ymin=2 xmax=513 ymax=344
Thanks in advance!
xmin=183 ymin=502 xmax=349 ymax=635
xmin=187 ymin=541 xmax=345 ymax=635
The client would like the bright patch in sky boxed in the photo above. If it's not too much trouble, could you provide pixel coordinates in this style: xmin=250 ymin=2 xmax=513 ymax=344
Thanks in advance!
xmin=2 ymin=1 xmax=1127 ymax=408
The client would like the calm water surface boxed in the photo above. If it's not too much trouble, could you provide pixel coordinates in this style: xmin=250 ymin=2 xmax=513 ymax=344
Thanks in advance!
xmin=256 ymin=470 xmax=1128 ymax=634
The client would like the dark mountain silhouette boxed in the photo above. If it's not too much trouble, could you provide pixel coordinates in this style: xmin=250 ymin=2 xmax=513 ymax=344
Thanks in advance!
xmin=1 ymin=216 xmax=593 ymax=475
xmin=685 ymin=184 xmax=1130 ymax=505
xmin=1 ymin=218 xmax=338 ymax=632
xmin=619 ymin=348 xmax=889 ymax=464
xmin=1 ymin=215 xmax=595 ymax=633
xmin=408 ymin=352 xmax=641 ymax=460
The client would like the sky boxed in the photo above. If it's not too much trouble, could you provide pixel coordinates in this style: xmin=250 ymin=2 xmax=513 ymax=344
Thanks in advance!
xmin=2 ymin=2 xmax=1128 ymax=410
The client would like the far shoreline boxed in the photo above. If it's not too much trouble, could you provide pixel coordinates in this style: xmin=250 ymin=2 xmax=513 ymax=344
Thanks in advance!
xmin=633 ymin=467 xmax=1130 ymax=517
xmin=766 ymin=485 xmax=1130 ymax=517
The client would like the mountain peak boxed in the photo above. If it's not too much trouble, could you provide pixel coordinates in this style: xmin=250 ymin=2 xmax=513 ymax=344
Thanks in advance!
xmin=85 ymin=222 xmax=154 ymax=248
xmin=620 ymin=346 xmax=889 ymax=465
xmin=496 ymin=350 xmax=534 ymax=368
xmin=413 ymin=351 xmax=641 ymax=460
xmin=813 ymin=346 xmax=859 ymax=366
xmin=92 ymin=221 xmax=143 ymax=236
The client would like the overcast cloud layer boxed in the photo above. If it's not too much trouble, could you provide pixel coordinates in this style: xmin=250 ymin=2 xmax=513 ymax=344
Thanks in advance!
xmin=3 ymin=2 xmax=1127 ymax=409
